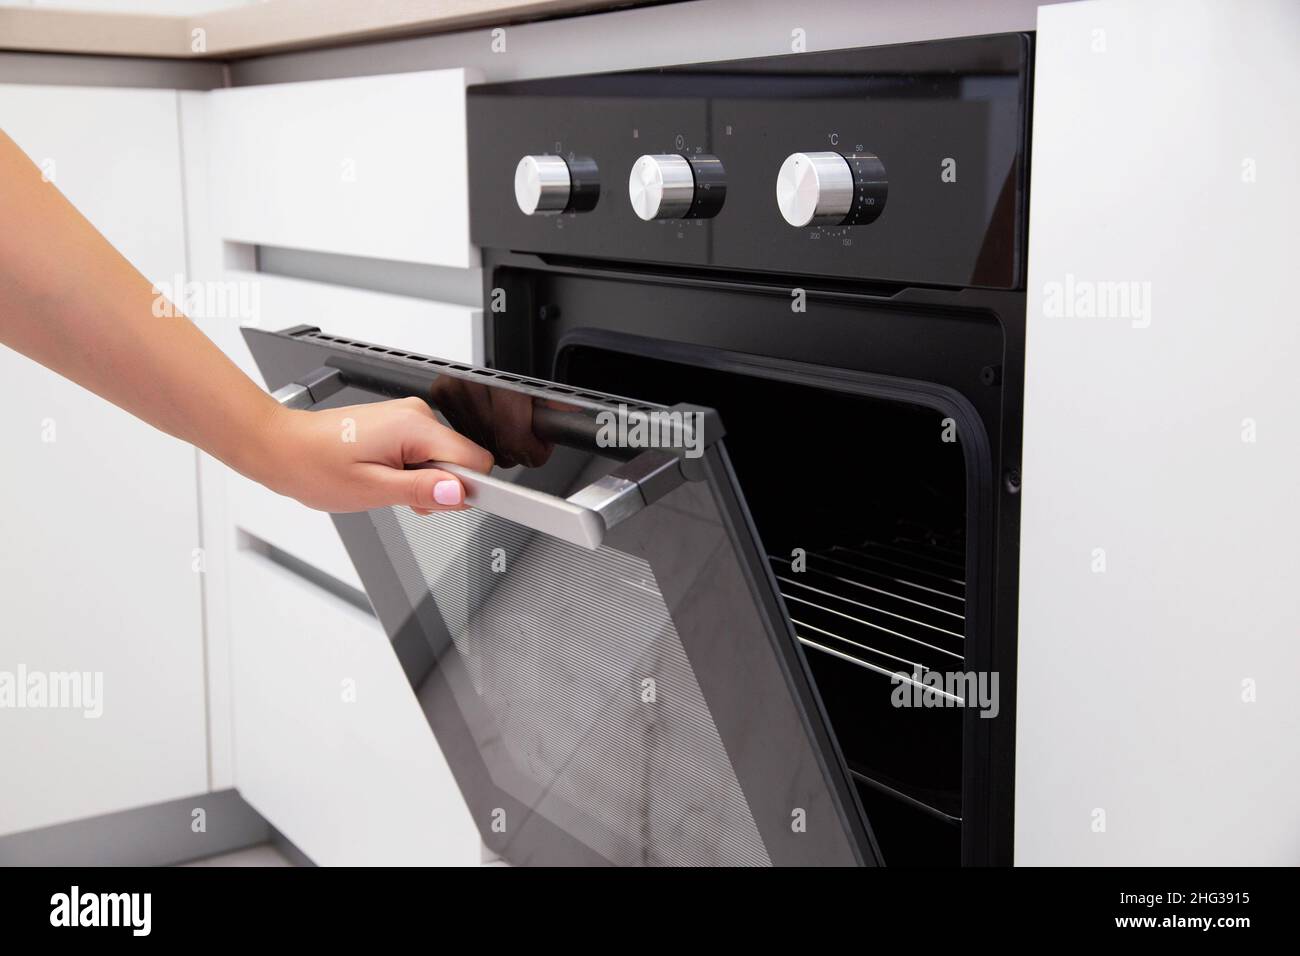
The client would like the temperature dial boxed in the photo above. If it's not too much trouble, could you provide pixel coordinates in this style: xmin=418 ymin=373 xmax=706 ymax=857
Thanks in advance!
xmin=775 ymin=151 xmax=887 ymax=227
xmin=514 ymin=154 xmax=600 ymax=216
xmin=628 ymin=153 xmax=726 ymax=221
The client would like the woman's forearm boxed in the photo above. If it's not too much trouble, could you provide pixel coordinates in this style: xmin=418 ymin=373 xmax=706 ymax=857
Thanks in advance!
xmin=0 ymin=129 xmax=495 ymax=514
xmin=0 ymin=131 xmax=281 ymax=480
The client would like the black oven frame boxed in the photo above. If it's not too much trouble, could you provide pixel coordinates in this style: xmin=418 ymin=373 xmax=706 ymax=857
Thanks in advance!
xmin=481 ymin=251 xmax=1026 ymax=865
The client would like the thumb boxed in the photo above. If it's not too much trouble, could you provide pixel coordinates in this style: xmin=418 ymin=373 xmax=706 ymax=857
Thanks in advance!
xmin=360 ymin=462 xmax=468 ymax=514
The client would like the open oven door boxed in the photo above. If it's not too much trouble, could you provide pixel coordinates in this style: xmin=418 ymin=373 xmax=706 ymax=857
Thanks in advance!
xmin=244 ymin=324 xmax=880 ymax=866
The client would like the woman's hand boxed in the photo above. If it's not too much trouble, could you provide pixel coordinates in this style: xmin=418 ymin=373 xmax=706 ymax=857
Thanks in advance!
xmin=250 ymin=397 xmax=495 ymax=515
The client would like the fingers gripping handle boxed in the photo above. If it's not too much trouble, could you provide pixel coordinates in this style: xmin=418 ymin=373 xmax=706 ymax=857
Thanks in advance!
xmin=270 ymin=366 xmax=684 ymax=549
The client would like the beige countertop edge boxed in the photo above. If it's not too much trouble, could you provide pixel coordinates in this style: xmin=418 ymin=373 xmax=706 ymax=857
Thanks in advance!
xmin=0 ymin=10 xmax=188 ymax=59
xmin=0 ymin=0 xmax=637 ymax=61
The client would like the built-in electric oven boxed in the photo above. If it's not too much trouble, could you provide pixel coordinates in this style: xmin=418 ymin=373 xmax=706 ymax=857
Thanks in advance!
xmin=246 ymin=32 xmax=1030 ymax=866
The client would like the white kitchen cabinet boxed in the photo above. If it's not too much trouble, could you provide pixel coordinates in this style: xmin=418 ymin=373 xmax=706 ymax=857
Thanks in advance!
xmin=206 ymin=70 xmax=479 ymax=268
xmin=177 ymin=78 xmax=486 ymax=864
xmin=228 ymin=544 xmax=480 ymax=865
xmin=185 ymin=72 xmax=484 ymax=592
xmin=1017 ymin=0 xmax=1300 ymax=864
xmin=0 ymin=85 xmax=208 ymax=835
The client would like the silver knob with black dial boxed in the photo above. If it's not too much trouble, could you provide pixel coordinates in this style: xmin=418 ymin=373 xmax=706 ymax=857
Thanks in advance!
xmin=775 ymin=151 xmax=887 ymax=227
xmin=514 ymin=154 xmax=600 ymax=216
xmin=628 ymin=153 xmax=727 ymax=221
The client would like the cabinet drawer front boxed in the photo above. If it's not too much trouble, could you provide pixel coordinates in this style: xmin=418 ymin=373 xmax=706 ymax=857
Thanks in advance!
xmin=208 ymin=70 xmax=477 ymax=268
xmin=229 ymin=547 xmax=479 ymax=865
xmin=230 ymin=271 xmax=483 ymax=372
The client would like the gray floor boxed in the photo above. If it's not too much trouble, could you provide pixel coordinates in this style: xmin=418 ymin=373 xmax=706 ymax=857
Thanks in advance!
xmin=183 ymin=844 xmax=295 ymax=867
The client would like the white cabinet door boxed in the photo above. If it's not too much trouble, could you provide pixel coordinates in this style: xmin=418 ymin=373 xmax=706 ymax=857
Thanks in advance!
xmin=0 ymin=85 xmax=208 ymax=836
xmin=228 ymin=545 xmax=480 ymax=865
xmin=206 ymin=70 xmax=479 ymax=268
xmin=1017 ymin=0 xmax=1300 ymax=865
xmin=177 ymin=83 xmax=486 ymax=862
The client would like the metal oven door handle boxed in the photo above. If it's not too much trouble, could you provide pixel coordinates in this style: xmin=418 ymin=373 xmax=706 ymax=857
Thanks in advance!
xmin=423 ymin=462 xmax=605 ymax=549
xmin=427 ymin=453 xmax=682 ymax=551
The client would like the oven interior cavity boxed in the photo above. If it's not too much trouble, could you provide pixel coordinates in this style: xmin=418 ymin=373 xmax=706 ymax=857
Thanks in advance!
xmin=562 ymin=346 xmax=969 ymax=865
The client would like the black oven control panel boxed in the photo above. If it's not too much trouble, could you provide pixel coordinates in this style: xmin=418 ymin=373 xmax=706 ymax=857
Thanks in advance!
xmin=468 ymin=34 xmax=1030 ymax=290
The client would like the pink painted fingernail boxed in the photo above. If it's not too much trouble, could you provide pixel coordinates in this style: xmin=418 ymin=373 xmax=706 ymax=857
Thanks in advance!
xmin=433 ymin=479 xmax=462 ymax=506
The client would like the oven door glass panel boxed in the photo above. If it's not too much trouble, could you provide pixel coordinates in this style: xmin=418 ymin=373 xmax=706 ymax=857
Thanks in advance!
xmin=244 ymin=325 xmax=878 ymax=866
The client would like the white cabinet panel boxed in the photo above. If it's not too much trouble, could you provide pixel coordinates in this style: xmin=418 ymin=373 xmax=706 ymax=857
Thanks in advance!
xmin=179 ymin=78 xmax=486 ymax=852
xmin=1017 ymin=0 xmax=1300 ymax=864
xmin=229 ymin=546 xmax=480 ymax=865
xmin=177 ymin=90 xmax=237 ymax=790
xmin=239 ymin=271 xmax=484 ymax=372
xmin=207 ymin=70 xmax=478 ymax=268
xmin=225 ymin=471 xmax=363 ymax=591
xmin=0 ymin=85 xmax=208 ymax=835
xmin=0 ymin=85 xmax=189 ymax=283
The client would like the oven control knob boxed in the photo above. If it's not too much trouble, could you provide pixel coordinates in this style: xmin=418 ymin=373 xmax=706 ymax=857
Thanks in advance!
xmin=514 ymin=154 xmax=600 ymax=216
xmin=628 ymin=153 xmax=727 ymax=221
xmin=775 ymin=151 xmax=887 ymax=227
